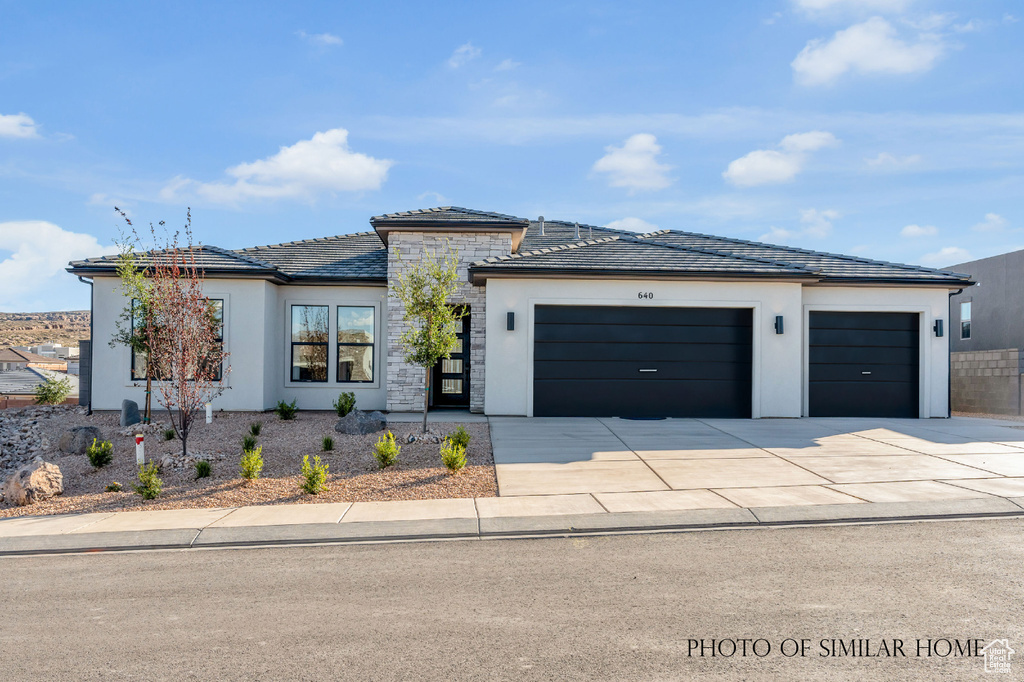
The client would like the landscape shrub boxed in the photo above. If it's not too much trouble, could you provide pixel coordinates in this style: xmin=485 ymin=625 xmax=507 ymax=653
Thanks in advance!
xmin=194 ymin=460 xmax=212 ymax=479
xmin=242 ymin=433 xmax=258 ymax=451
xmin=87 ymin=438 xmax=114 ymax=468
xmin=333 ymin=392 xmax=356 ymax=417
xmin=34 ymin=375 xmax=72 ymax=405
xmin=372 ymin=431 xmax=400 ymax=470
xmin=275 ymin=399 xmax=297 ymax=420
xmin=321 ymin=436 xmax=334 ymax=451
xmin=440 ymin=438 xmax=467 ymax=473
xmin=299 ymin=455 xmax=329 ymax=495
xmin=162 ymin=428 xmax=176 ymax=441
xmin=249 ymin=421 xmax=263 ymax=437
xmin=240 ymin=445 xmax=264 ymax=481
xmin=447 ymin=425 xmax=471 ymax=450
xmin=105 ymin=481 xmax=123 ymax=492
xmin=132 ymin=462 xmax=163 ymax=500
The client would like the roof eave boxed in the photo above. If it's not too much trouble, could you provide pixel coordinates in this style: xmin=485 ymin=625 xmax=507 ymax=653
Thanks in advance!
xmin=807 ymin=277 xmax=976 ymax=288
xmin=66 ymin=265 xmax=291 ymax=283
xmin=468 ymin=267 xmax=818 ymax=285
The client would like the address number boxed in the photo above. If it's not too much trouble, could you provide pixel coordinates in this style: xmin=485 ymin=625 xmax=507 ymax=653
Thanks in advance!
xmin=637 ymin=291 xmax=654 ymax=300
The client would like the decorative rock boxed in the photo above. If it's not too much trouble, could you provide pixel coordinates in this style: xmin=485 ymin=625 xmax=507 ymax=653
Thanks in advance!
xmin=120 ymin=399 xmax=141 ymax=427
xmin=1 ymin=460 xmax=63 ymax=506
xmin=334 ymin=410 xmax=387 ymax=435
xmin=58 ymin=426 xmax=104 ymax=455
xmin=406 ymin=430 xmax=444 ymax=444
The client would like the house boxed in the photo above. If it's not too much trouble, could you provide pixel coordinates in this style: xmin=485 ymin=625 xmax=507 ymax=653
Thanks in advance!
xmin=0 ymin=348 xmax=67 ymax=372
xmin=67 ymin=207 xmax=972 ymax=419
xmin=948 ymin=249 xmax=1024 ymax=415
xmin=0 ymin=367 xmax=79 ymax=409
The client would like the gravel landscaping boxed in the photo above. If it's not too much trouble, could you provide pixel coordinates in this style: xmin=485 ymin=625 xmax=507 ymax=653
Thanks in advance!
xmin=0 ymin=406 xmax=496 ymax=518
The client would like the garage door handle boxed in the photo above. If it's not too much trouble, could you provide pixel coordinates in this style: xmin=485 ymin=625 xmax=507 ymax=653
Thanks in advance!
xmin=861 ymin=371 xmax=872 ymax=375
xmin=639 ymin=369 xmax=658 ymax=373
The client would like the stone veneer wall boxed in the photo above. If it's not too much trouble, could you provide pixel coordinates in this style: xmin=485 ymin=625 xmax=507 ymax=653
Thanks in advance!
xmin=386 ymin=232 xmax=513 ymax=413
xmin=950 ymin=348 xmax=1023 ymax=415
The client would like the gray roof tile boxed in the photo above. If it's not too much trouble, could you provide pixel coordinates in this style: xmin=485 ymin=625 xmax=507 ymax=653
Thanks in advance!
xmin=236 ymin=231 xmax=386 ymax=281
xmin=371 ymin=206 xmax=529 ymax=226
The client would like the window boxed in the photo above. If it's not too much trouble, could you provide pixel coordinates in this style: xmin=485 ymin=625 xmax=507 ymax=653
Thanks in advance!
xmin=961 ymin=301 xmax=972 ymax=340
xmin=291 ymin=305 xmax=329 ymax=382
xmin=206 ymin=299 xmax=224 ymax=381
xmin=132 ymin=298 xmax=225 ymax=381
xmin=337 ymin=306 xmax=374 ymax=383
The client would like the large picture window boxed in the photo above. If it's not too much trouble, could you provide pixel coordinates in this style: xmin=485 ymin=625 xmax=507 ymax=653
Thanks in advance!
xmin=337 ymin=306 xmax=374 ymax=383
xmin=132 ymin=298 xmax=225 ymax=381
xmin=291 ymin=305 xmax=329 ymax=382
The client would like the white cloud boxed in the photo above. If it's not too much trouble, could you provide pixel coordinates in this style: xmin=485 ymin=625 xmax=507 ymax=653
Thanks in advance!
xmin=971 ymin=213 xmax=1008 ymax=232
xmin=865 ymin=151 xmax=921 ymax=167
xmin=592 ymin=133 xmax=672 ymax=193
xmin=0 ymin=221 xmax=108 ymax=311
xmin=920 ymin=245 xmax=970 ymax=266
xmin=295 ymin=30 xmax=342 ymax=46
xmin=791 ymin=17 xmax=944 ymax=86
xmin=0 ymin=113 xmax=39 ymax=139
xmin=792 ymin=0 xmax=913 ymax=13
xmin=901 ymin=223 xmax=937 ymax=237
xmin=1005 ymin=14 xmax=1019 ymax=24
xmin=161 ymin=128 xmax=392 ymax=205
xmin=723 ymin=131 xmax=838 ymax=187
xmin=760 ymin=208 xmax=839 ymax=242
xmin=606 ymin=217 xmax=659 ymax=232
xmin=495 ymin=59 xmax=521 ymax=71
xmin=448 ymin=42 xmax=481 ymax=68
xmin=417 ymin=191 xmax=446 ymax=204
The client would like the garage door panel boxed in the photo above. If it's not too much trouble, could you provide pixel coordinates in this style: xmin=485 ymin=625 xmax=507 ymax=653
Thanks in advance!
xmin=535 ymin=305 xmax=751 ymax=327
xmin=808 ymin=363 xmax=917 ymax=383
xmin=535 ymin=341 xmax=752 ymax=363
xmin=535 ymin=360 xmax=754 ymax=381
xmin=810 ymin=312 xmax=919 ymax=332
xmin=809 ymin=328 xmax=919 ymax=348
xmin=809 ymin=382 xmax=918 ymax=418
xmin=809 ymin=346 xmax=918 ymax=366
xmin=535 ymin=322 xmax=752 ymax=345
xmin=535 ymin=379 xmax=753 ymax=418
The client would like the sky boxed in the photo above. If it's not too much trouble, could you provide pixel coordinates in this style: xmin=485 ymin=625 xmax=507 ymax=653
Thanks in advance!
xmin=1 ymin=0 xmax=1022 ymax=312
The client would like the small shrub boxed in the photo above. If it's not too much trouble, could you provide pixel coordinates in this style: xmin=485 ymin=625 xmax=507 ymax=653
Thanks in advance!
xmin=162 ymin=428 xmax=176 ymax=441
xmin=34 ymin=375 xmax=72 ymax=405
xmin=242 ymin=433 xmax=258 ymax=451
xmin=240 ymin=445 xmax=264 ymax=481
xmin=105 ymin=481 xmax=123 ymax=492
xmin=333 ymin=392 xmax=356 ymax=417
xmin=132 ymin=462 xmax=163 ymax=500
xmin=372 ymin=431 xmax=400 ymax=470
xmin=194 ymin=460 xmax=212 ymax=479
xmin=299 ymin=455 xmax=329 ymax=495
xmin=249 ymin=421 xmax=263 ymax=437
xmin=321 ymin=435 xmax=334 ymax=451
xmin=275 ymin=399 xmax=298 ymax=420
xmin=448 ymin=425 xmax=471 ymax=450
xmin=86 ymin=438 xmax=114 ymax=469
xmin=440 ymin=438 xmax=467 ymax=473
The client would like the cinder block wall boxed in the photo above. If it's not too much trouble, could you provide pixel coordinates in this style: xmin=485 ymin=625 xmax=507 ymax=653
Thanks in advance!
xmin=950 ymin=348 xmax=1023 ymax=415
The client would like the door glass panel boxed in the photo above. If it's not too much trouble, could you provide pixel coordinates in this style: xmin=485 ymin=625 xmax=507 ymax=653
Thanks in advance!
xmin=442 ymin=358 xmax=463 ymax=374
xmin=452 ymin=338 xmax=463 ymax=354
xmin=442 ymin=379 xmax=463 ymax=394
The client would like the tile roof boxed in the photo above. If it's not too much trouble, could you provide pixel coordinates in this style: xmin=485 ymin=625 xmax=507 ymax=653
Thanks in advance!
xmin=0 ymin=348 xmax=64 ymax=365
xmin=0 ymin=368 xmax=78 ymax=396
xmin=371 ymin=206 xmax=529 ymax=226
xmin=235 ymin=231 xmax=387 ymax=281
xmin=68 ymin=245 xmax=279 ymax=275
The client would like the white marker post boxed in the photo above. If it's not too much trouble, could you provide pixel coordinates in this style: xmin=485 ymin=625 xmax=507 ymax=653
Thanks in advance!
xmin=205 ymin=403 xmax=213 ymax=424
xmin=135 ymin=434 xmax=145 ymax=465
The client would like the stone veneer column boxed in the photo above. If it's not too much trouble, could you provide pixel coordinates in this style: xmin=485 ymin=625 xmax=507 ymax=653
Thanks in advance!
xmin=386 ymin=232 xmax=513 ymax=413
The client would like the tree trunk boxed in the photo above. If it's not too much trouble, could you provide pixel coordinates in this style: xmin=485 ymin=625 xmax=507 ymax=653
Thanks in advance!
xmin=144 ymin=374 xmax=152 ymax=424
xmin=422 ymin=368 xmax=430 ymax=433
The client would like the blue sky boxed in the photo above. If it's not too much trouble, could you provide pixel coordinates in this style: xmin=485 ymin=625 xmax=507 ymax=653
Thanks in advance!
xmin=1 ymin=0 xmax=1022 ymax=311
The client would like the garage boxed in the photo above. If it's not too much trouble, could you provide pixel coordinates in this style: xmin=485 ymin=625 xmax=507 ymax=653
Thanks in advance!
xmin=808 ymin=311 xmax=920 ymax=418
xmin=532 ymin=305 xmax=752 ymax=418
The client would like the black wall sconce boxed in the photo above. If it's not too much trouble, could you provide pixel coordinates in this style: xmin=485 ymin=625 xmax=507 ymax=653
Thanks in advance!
xmin=507 ymin=312 xmax=515 ymax=331
xmin=933 ymin=319 xmax=944 ymax=337
xmin=774 ymin=315 xmax=784 ymax=334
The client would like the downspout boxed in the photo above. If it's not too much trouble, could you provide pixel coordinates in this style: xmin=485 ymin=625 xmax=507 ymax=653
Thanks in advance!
xmin=947 ymin=288 xmax=964 ymax=419
xmin=77 ymin=276 xmax=94 ymax=416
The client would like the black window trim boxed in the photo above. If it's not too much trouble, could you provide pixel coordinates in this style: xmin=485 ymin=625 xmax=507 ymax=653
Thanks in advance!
xmin=336 ymin=305 xmax=375 ymax=384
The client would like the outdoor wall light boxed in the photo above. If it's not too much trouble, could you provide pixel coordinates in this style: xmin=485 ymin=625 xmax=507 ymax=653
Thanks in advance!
xmin=507 ymin=312 xmax=515 ymax=331
xmin=933 ymin=319 xmax=944 ymax=337
xmin=774 ymin=315 xmax=784 ymax=334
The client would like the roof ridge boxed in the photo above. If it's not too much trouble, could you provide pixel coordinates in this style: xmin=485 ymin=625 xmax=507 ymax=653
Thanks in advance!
xmin=471 ymin=236 xmax=621 ymax=265
xmin=237 ymin=231 xmax=382 ymax=253
xmin=623 ymin=235 xmax=818 ymax=273
xmin=538 ymin=219 xmax=633 ymax=237
xmin=375 ymin=206 xmax=528 ymax=222
xmin=201 ymin=244 xmax=278 ymax=270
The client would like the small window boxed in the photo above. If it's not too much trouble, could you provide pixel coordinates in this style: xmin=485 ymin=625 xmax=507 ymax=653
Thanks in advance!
xmin=960 ymin=301 xmax=972 ymax=340
xmin=291 ymin=305 xmax=329 ymax=382
xmin=206 ymin=299 xmax=224 ymax=381
xmin=337 ymin=306 xmax=374 ymax=383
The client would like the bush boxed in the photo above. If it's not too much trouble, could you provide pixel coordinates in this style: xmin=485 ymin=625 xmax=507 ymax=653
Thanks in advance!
xmin=275 ymin=399 xmax=297 ymax=420
xmin=162 ymin=428 xmax=176 ymax=441
xmin=34 ymin=375 xmax=72 ymax=405
xmin=440 ymin=438 xmax=467 ymax=473
xmin=87 ymin=438 xmax=114 ymax=469
xmin=242 ymin=433 xmax=258 ymax=451
xmin=372 ymin=431 xmax=400 ymax=470
xmin=333 ymin=392 xmax=357 ymax=417
xmin=249 ymin=421 xmax=263 ymax=437
xmin=448 ymin=425 xmax=471 ymax=450
xmin=299 ymin=455 xmax=329 ymax=495
xmin=240 ymin=445 xmax=264 ymax=481
xmin=105 ymin=481 xmax=123 ymax=492
xmin=194 ymin=460 xmax=212 ymax=479
xmin=132 ymin=462 xmax=163 ymax=500
xmin=321 ymin=435 xmax=334 ymax=451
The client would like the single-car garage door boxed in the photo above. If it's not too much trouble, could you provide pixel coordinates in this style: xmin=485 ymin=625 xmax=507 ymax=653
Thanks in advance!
xmin=533 ymin=305 xmax=752 ymax=418
xmin=808 ymin=311 xmax=920 ymax=418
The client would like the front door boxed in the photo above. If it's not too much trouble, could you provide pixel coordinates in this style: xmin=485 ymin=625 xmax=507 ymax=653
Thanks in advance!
xmin=431 ymin=308 xmax=470 ymax=407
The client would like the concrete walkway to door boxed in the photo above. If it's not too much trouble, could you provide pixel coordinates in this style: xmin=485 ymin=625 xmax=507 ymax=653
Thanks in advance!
xmin=488 ymin=415 xmax=1024 ymax=511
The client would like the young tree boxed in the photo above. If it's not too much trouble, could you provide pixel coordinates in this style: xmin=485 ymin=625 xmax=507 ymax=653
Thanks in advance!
xmin=390 ymin=243 xmax=466 ymax=433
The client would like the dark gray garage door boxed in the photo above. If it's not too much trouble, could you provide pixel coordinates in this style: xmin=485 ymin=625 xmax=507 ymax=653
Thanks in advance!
xmin=533 ymin=305 xmax=752 ymax=418
xmin=808 ymin=311 xmax=919 ymax=418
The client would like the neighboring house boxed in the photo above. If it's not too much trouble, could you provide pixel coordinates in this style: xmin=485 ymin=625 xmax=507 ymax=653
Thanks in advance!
xmin=67 ymin=206 xmax=972 ymax=419
xmin=0 ymin=348 xmax=67 ymax=372
xmin=948 ymin=249 xmax=1024 ymax=415
xmin=0 ymin=367 xmax=79 ymax=409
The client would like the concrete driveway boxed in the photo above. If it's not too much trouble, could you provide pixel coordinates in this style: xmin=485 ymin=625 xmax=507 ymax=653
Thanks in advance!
xmin=488 ymin=416 xmax=1024 ymax=510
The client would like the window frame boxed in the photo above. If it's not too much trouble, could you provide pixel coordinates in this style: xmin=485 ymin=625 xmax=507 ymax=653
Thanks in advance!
xmin=290 ymin=304 xmax=330 ymax=383
xmin=130 ymin=297 xmax=226 ymax=382
xmin=336 ymin=305 xmax=375 ymax=384
xmin=960 ymin=300 xmax=972 ymax=340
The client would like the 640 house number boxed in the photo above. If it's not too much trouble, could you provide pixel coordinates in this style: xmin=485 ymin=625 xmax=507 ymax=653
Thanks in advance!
xmin=637 ymin=291 xmax=654 ymax=300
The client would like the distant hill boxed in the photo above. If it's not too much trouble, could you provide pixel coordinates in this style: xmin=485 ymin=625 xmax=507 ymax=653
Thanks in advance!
xmin=0 ymin=311 xmax=91 ymax=349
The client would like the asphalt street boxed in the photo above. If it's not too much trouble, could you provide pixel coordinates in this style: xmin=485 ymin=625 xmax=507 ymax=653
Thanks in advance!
xmin=2 ymin=519 xmax=1022 ymax=681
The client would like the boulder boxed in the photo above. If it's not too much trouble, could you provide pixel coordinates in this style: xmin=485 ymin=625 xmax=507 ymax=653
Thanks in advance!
xmin=334 ymin=410 xmax=387 ymax=435
xmin=58 ymin=425 xmax=104 ymax=455
xmin=120 ymin=399 xmax=141 ymax=427
xmin=2 ymin=460 xmax=63 ymax=506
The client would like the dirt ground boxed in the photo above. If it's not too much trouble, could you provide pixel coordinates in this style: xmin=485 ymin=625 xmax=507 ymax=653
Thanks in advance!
xmin=0 ymin=407 xmax=496 ymax=518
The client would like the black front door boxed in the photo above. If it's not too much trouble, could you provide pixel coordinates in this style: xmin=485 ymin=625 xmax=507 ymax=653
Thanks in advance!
xmin=431 ymin=308 xmax=470 ymax=407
